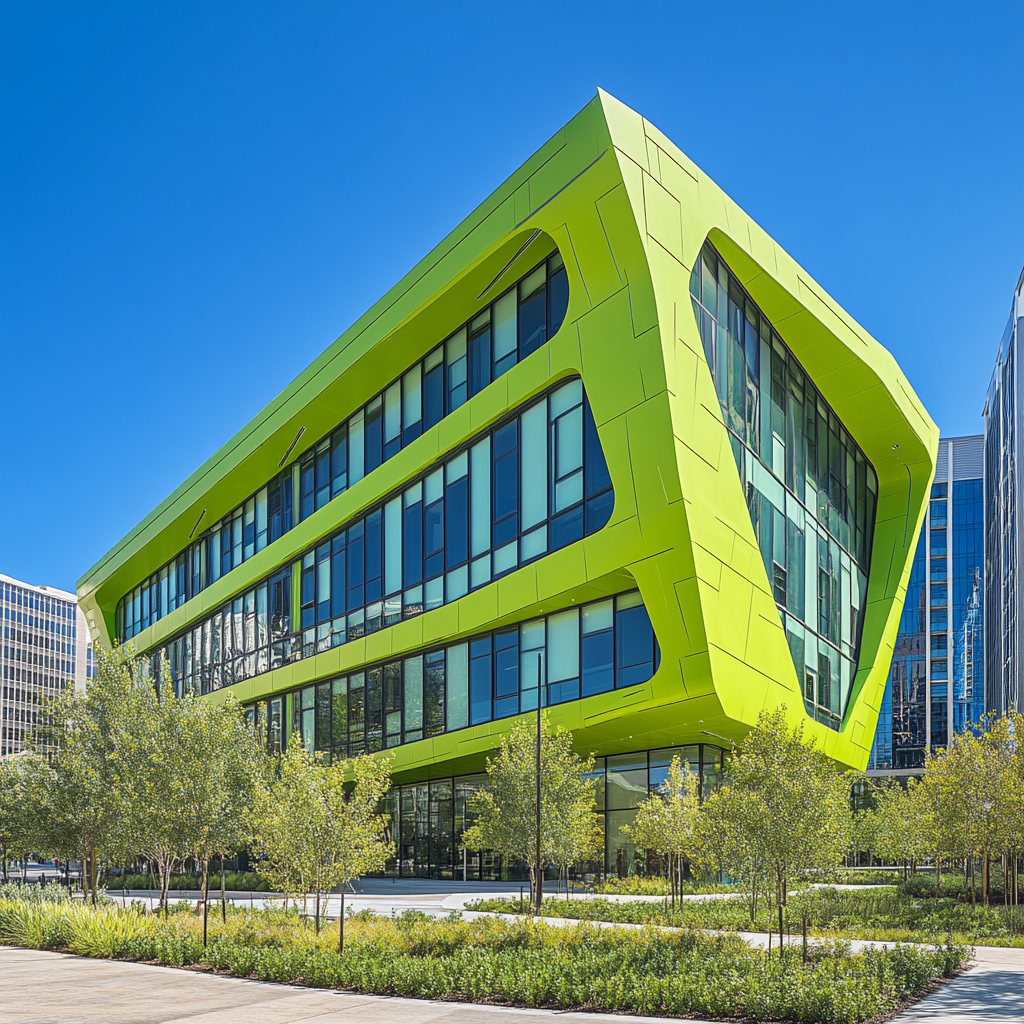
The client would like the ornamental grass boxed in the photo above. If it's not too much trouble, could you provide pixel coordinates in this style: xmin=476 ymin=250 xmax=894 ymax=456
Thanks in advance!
xmin=0 ymin=894 xmax=968 ymax=1023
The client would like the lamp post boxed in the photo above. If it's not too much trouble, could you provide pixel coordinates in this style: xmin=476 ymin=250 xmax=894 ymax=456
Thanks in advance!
xmin=534 ymin=673 xmax=543 ymax=915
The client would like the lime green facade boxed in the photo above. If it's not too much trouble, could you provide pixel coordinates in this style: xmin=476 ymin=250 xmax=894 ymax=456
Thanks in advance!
xmin=77 ymin=90 xmax=936 ymax=776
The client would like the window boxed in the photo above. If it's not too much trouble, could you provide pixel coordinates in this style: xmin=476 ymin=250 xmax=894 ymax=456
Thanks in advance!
xmin=255 ymin=589 xmax=658 ymax=759
xmin=690 ymin=240 xmax=876 ymax=731
xmin=117 ymin=252 xmax=570 ymax=641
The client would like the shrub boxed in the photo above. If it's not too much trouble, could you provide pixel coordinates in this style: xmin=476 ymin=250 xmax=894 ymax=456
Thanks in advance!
xmin=0 ymin=893 xmax=971 ymax=1023
xmin=0 ymin=881 xmax=75 ymax=904
xmin=116 ymin=871 xmax=270 ymax=892
xmin=596 ymin=875 xmax=737 ymax=896
xmin=473 ymin=885 xmax=1024 ymax=946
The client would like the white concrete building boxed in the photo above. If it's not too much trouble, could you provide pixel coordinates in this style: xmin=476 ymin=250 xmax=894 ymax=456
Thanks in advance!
xmin=1 ymin=573 xmax=93 ymax=756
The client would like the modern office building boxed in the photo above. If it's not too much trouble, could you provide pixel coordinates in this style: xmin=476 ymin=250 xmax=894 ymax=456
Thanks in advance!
xmin=1 ymin=574 xmax=93 ymax=757
xmin=867 ymin=436 xmax=984 ymax=774
xmin=983 ymin=266 xmax=1024 ymax=718
xmin=77 ymin=91 xmax=936 ymax=877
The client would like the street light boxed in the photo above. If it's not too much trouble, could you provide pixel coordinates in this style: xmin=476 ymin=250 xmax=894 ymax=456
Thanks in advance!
xmin=534 ymin=660 xmax=544 ymax=915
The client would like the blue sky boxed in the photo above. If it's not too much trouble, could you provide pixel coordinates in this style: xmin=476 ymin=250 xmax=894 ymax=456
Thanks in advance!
xmin=2 ymin=1 xmax=1021 ymax=594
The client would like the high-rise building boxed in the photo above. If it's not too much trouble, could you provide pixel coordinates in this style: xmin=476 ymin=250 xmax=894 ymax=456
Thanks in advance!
xmin=1 ymin=574 xmax=93 ymax=757
xmin=868 ymin=436 xmax=984 ymax=774
xmin=77 ymin=92 xmax=935 ymax=877
xmin=983 ymin=266 xmax=1024 ymax=717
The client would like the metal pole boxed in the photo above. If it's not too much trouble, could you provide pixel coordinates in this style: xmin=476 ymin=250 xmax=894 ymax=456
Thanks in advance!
xmin=535 ymin=678 xmax=542 ymax=914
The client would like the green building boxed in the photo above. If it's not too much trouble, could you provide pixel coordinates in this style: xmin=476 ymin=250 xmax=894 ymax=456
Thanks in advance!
xmin=77 ymin=91 xmax=937 ymax=879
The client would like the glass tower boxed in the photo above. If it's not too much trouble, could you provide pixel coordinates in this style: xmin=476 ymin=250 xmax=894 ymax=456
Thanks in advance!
xmin=868 ymin=435 xmax=985 ymax=772
xmin=983 ymin=267 xmax=1024 ymax=717
xmin=0 ymin=573 xmax=94 ymax=756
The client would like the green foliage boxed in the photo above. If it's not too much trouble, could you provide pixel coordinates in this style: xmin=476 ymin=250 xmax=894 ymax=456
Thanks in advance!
xmin=252 ymin=746 xmax=393 ymax=938
xmin=0 ymin=881 xmax=78 ymax=903
xmin=30 ymin=644 xmax=152 ymax=903
xmin=462 ymin=713 xmax=598 ymax=911
xmin=596 ymin=875 xmax=736 ymax=896
xmin=621 ymin=756 xmax=700 ymax=908
xmin=833 ymin=869 xmax=904 ymax=885
xmin=0 ymin=758 xmax=36 ymax=880
xmin=696 ymin=708 xmax=854 ymax=932
xmin=116 ymin=872 xmax=270 ymax=892
xmin=473 ymin=885 xmax=1024 ymax=946
xmin=0 ymin=893 xmax=969 ymax=1023
xmin=857 ymin=711 xmax=1024 ymax=906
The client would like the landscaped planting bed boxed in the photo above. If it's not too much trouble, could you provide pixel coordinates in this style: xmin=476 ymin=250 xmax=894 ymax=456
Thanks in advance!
xmin=0 ymin=888 xmax=968 ymax=1023
xmin=471 ymin=885 xmax=1024 ymax=947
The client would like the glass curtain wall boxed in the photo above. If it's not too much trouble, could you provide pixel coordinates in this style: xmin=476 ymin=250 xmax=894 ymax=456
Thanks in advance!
xmin=277 ymin=590 xmax=658 ymax=757
xmin=952 ymin=479 xmax=984 ymax=732
xmin=144 ymin=379 xmax=614 ymax=698
xmin=367 ymin=744 xmax=725 ymax=881
xmin=868 ymin=532 xmax=926 ymax=769
xmin=928 ymin=485 xmax=949 ymax=749
xmin=118 ymin=252 xmax=570 ymax=642
xmin=689 ymin=241 xmax=877 ymax=730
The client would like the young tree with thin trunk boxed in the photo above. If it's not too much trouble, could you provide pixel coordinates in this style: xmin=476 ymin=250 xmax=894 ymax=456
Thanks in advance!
xmin=695 ymin=708 xmax=853 ymax=949
xmin=253 ymin=746 xmax=393 ymax=944
xmin=462 ymin=714 xmax=597 ymax=913
xmin=622 ymin=756 xmax=701 ymax=908
xmin=172 ymin=692 xmax=267 ymax=943
xmin=920 ymin=714 xmax=1015 ymax=904
xmin=31 ymin=645 xmax=147 ymax=903
xmin=860 ymin=779 xmax=932 ymax=881
xmin=0 ymin=757 xmax=34 ymax=884
xmin=696 ymin=782 xmax=763 ymax=922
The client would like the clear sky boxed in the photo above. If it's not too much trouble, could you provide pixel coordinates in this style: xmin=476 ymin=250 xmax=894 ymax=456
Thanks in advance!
xmin=1 ymin=1 xmax=1021 ymax=595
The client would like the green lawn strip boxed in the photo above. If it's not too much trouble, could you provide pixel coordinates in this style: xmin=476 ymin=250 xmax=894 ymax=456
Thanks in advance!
xmin=469 ymin=887 xmax=1024 ymax=947
xmin=0 ymin=893 xmax=968 ymax=1024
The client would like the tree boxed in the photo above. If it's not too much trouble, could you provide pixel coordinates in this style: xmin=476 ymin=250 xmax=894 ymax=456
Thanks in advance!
xmin=0 ymin=756 xmax=36 ymax=883
xmin=696 ymin=782 xmax=764 ymax=922
xmin=462 ymin=714 xmax=597 ymax=913
xmin=860 ymin=779 xmax=933 ymax=881
xmin=117 ymin=672 xmax=190 ymax=913
xmin=695 ymin=708 xmax=853 ymax=949
xmin=32 ymin=644 xmax=148 ymax=903
xmin=253 ymin=746 xmax=393 ymax=947
xmin=168 ymin=691 xmax=267 ymax=942
xmin=919 ymin=714 xmax=1016 ymax=904
xmin=622 ymin=756 xmax=701 ymax=908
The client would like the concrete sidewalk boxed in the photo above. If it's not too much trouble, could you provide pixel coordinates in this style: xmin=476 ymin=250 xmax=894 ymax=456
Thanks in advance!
xmin=891 ymin=945 xmax=1024 ymax=1022
xmin=2 ymin=943 xmax=1021 ymax=1023
xmin=0 ymin=946 xmax=705 ymax=1024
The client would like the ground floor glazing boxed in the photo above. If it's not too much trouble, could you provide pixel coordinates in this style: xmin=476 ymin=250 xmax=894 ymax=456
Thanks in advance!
xmin=375 ymin=742 xmax=726 ymax=880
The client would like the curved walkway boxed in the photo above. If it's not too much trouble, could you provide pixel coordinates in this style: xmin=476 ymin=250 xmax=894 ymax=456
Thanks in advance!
xmin=1 ymin=943 xmax=1021 ymax=1023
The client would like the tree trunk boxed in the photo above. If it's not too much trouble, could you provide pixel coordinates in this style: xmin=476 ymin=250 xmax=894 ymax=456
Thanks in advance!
xmin=202 ymin=859 xmax=209 ymax=946
xmin=936 ymin=855 xmax=942 ymax=897
xmin=338 ymin=886 xmax=346 ymax=953
xmin=90 ymin=848 xmax=98 ymax=906
xmin=220 ymin=855 xmax=227 ymax=923
xmin=315 ymin=888 xmax=321 ymax=934
xmin=981 ymin=853 xmax=987 ymax=904
xmin=159 ymin=858 xmax=172 ymax=916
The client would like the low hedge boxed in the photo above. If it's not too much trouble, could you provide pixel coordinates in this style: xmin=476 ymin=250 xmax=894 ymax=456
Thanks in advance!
xmin=115 ymin=872 xmax=270 ymax=892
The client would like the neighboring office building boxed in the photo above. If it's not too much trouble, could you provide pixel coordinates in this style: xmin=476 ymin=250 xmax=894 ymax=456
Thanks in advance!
xmin=867 ymin=436 xmax=984 ymax=775
xmin=1 ymin=573 xmax=94 ymax=757
xmin=983 ymin=266 xmax=1024 ymax=717
xmin=77 ymin=91 xmax=935 ymax=878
